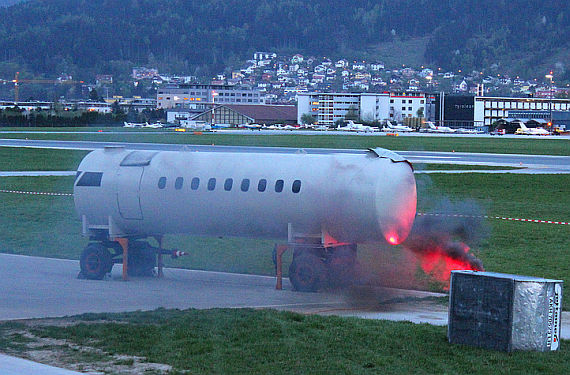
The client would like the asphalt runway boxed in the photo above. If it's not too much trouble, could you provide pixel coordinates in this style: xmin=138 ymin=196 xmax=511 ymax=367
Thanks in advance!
xmin=1 ymin=138 xmax=569 ymax=173
xmin=0 ymin=253 xmax=446 ymax=324
xmin=0 ymin=254 xmax=568 ymax=339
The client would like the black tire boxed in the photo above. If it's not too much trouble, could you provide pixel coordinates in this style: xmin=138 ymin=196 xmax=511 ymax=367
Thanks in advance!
xmin=327 ymin=245 xmax=359 ymax=289
xmin=80 ymin=243 xmax=113 ymax=280
xmin=289 ymin=253 xmax=326 ymax=292
xmin=127 ymin=241 xmax=156 ymax=277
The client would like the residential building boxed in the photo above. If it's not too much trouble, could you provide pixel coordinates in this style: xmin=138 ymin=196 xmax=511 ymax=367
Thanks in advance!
xmin=297 ymin=92 xmax=427 ymax=125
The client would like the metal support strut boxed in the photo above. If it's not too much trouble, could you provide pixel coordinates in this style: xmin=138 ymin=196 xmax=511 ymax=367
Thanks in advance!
xmin=114 ymin=237 xmax=129 ymax=281
xmin=155 ymin=235 xmax=164 ymax=278
xmin=274 ymin=244 xmax=289 ymax=290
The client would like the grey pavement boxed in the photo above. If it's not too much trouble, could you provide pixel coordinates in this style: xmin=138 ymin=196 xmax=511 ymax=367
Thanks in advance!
xmin=0 ymin=254 xmax=567 ymax=339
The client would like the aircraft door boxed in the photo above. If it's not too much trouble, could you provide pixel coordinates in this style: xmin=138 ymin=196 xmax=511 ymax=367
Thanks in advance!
xmin=116 ymin=166 xmax=144 ymax=220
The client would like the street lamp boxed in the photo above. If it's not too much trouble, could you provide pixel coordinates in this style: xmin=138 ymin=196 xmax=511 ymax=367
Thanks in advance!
xmin=211 ymin=91 xmax=218 ymax=126
xmin=545 ymin=72 xmax=553 ymax=131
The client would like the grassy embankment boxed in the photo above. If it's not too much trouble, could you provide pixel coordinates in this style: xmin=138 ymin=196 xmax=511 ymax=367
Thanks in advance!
xmin=0 ymin=308 xmax=567 ymax=375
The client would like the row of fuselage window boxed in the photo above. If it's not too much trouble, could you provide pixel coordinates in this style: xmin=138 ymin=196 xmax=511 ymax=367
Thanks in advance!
xmin=158 ymin=177 xmax=302 ymax=194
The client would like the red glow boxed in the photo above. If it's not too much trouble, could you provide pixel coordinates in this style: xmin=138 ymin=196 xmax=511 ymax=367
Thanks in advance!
xmin=388 ymin=235 xmax=398 ymax=245
xmin=418 ymin=244 xmax=483 ymax=290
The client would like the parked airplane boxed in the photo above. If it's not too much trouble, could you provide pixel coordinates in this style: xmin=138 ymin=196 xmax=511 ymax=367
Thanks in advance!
xmin=338 ymin=120 xmax=377 ymax=132
xmin=123 ymin=122 xmax=146 ymax=128
xmin=144 ymin=122 xmax=163 ymax=128
xmin=424 ymin=121 xmax=456 ymax=133
xmin=515 ymin=122 xmax=550 ymax=135
xmin=385 ymin=122 xmax=414 ymax=132
xmin=243 ymin=123 xmax=262 ymax=130
xmin=456 ymin=128 xmax=483 ymax=134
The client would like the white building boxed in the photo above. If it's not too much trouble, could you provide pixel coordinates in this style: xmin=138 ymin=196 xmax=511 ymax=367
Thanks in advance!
xmin=474 ymin=96 xmax=570 ymax=126
xmin=157 ymin=84 xmax=265 ymax=109
xmin=297 ymin=92 xmax=427 ymax=126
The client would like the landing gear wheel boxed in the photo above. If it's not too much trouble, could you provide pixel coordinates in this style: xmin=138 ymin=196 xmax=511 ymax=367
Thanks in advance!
xmin=79 ymin=243 xmax=113 ymax=280
xmin=127 ymin=241 xmax=156 ymax=277
xmin=327 ymin=245 xmax=359 ymax=289
xmin=289 ymin=253 xmax=326 ymax=292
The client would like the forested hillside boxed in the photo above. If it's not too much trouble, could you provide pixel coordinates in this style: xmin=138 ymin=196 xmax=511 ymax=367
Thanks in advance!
xmin=0 ymin=0 xmax=567 ymax=80
xmin=0 ymin=0 xmax=25 ymax=6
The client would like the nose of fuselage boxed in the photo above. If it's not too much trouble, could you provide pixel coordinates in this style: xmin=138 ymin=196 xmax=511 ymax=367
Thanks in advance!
xmin=374 ymin=161 xmax=417 ymax=245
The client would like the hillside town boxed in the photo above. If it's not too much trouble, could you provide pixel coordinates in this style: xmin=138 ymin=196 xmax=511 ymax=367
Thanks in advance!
xmin=1 ymin=51 xmax=570 ymax=132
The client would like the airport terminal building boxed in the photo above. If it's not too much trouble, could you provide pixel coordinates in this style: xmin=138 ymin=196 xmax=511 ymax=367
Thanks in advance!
xmin=433 ymin=94 xmax=570 ymax=129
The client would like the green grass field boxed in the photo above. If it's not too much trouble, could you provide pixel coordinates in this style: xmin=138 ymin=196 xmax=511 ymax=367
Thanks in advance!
xmin=1 ymin=309 xmax=567 ymax=375
xmin=0 ymin=130 xmax=569 ymax=155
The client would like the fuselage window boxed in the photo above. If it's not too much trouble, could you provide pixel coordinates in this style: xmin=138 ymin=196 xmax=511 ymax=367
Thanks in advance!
xmin=241 ymin=178 xmax=250 ymax=192
xmin=191 ymin=177 xmax=200 ymax=190
xmin=292 ymin=180 xmax=301 ymax=193
xmin=158 ymin=177 xmax=167 ymax=189
xmin=175 ymin=177 xmax=184 ymax=190
xmin=275 ymin=179 xmax=284 ymax=193
xmin=208 ymin=178 xmax=216 ymax=191
xmin=258 ymin=179 xmax=267 ymax=192
xmin=224 ymin=178 xmax=233 ymax=191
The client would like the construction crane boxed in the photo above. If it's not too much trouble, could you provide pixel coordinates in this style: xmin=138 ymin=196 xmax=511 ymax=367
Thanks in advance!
xmin=12 ymin=72 xmax=84 ymax=103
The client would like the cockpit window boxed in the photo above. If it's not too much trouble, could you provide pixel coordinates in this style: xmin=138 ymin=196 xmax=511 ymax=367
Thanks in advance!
xmin=76 ymin=172 xmax=103 ymax=187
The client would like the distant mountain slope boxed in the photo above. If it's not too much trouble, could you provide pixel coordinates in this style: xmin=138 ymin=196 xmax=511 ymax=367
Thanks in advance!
xmin=0 ymin=0 xmax=567 ymax=80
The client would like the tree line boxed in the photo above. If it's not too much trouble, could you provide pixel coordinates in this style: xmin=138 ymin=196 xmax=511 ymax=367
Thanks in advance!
xmin=0 ymin=0 xmax=567 ymax=82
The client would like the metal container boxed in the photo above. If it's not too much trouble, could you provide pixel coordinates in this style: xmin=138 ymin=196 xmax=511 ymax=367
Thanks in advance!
xmin=448 ymin=271 xmax=563 ymax=352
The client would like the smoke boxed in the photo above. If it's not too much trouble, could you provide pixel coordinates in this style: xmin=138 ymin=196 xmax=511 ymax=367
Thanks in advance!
xmin=345 ymin=198 xmax=488 ymax=301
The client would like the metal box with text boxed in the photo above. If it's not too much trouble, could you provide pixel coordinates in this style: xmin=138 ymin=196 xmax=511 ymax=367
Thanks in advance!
xmin=448 ymin=271 xmax=562 ymax=352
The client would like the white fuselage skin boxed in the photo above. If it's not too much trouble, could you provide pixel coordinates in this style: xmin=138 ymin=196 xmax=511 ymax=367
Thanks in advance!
xmin=74 ymin=148 xmax=417 ymax=245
